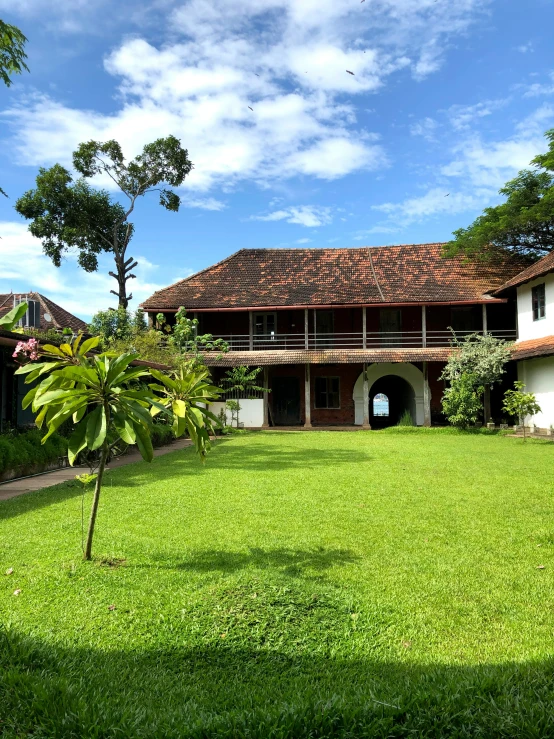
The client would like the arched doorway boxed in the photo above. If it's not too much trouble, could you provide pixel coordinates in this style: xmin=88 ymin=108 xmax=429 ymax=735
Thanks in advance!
xmin=353 ymin=363 xmax=424 ymax=425
xmin=369 ymin=375 xmax=415 ymax=428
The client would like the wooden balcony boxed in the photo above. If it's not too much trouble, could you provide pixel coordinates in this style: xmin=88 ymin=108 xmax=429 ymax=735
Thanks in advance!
xmin=211 ymin=329 xmax=517 ymax=352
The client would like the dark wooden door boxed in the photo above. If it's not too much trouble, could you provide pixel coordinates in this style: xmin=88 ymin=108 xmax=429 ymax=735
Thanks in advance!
xmin=272 ymin=377 xmax=301 ymax=425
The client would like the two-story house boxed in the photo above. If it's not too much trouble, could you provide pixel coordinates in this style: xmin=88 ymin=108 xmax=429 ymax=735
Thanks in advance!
xmin=495 ymin=251 xmax=554 ymax=429
xmin=141 ymin=243 xmax=522 ymax=428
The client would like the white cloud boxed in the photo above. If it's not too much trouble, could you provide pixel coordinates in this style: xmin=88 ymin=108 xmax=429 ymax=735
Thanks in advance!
xmin=516 ymin=42 xmax=534 ymax=54
xmin=251 ymin=206 xmax=333 ymax=228
xmin=295 ymin=238 xmax=313 ymax=244
xmin=3 ymin=0 xmax=489 ymax=192
xmin=447 ymin=99 xmax=508 ymax=130
xmin=181 ymin=197 xmax=227 ymax=211
xmin=0 ymin=221 xmax=169 ymax=319
xmin=410 ymin=117 xmax=439 ymax=140
xmin=523 ymin=72 xmax=554 ymax=98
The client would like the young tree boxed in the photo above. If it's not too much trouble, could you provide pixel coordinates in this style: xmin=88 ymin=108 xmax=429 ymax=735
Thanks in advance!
xmin=440 ymin=332 xmax=512 ymax=422
xmin=15 ymin=334 xmax=218 ymax=559
xmin=157 ymin=308 xmax=228 ymax=366
xmin=503 ymin=381 xmax=542 ymax=440
xmin=442 ymin=373 xmax=484 ymax=429
xmin=16 ymin=137 xmax=193 ymax=308
xmin=444 ymin=129 xmax=554 ymax=263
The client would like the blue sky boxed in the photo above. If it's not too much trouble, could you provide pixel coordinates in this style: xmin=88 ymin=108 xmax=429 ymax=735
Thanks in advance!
xmin=1 ymin=0 xmax=553 ymax=320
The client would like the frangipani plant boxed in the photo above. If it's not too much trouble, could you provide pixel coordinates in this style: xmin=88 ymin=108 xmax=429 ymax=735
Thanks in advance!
xmin=15 ymin=335 xmax=219 ymax=559
xmin=149 ymin=366 xmax=221 ymax=459
xmin=0 ymin=301 xmax=28 ymax=330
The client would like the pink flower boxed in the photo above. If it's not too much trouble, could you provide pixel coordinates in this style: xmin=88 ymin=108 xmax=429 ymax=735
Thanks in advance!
xmin=13 ymin=338 xmax=41 ymax=363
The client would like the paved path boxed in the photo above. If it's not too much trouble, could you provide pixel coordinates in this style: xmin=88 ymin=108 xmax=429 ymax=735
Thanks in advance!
xmin=0 ymin=439 xmax=192 ymax=502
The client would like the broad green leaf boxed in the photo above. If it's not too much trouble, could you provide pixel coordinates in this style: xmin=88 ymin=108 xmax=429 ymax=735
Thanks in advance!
xmin=52 ymin=366 xmax=99 ymax=387
xmin=59 ymin=343 xmax=73 ymax=356
xmin=68 ymin=420 xmax=88 ymax=466
xmin=41 ymin=344 xmax=67 ymax=357
xmin=33 ymin=388 xmax=88 ymax=409
xmin=73 ymin=404 xmax=87 ymax=423
xmin=113 ymin=412 xmax=136 ymax=444
xmin=172 ymin=399 xmax=187 ymax=418
xmin=21 ymin=386 xmax=38 ymax=410
xmin=0 ymin=302 xmax=28 ymax=329
xmin=86 ymin=405 xmax=107 ymax=451
xmin=79 ymin=336 xmax=100 ymax=355
xmin=106 ymin=353 xmax=140 ymax=385
xmin=134 ymin=422 xmax=153 ymax=462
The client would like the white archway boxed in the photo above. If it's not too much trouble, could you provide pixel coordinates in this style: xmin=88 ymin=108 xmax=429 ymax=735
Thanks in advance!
xmin=353 ymin=363 xmax=425 ymax=426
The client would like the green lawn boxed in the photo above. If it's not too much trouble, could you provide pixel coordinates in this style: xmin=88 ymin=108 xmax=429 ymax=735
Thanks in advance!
xmin=1 ymin=429 xmax=554 ymax=737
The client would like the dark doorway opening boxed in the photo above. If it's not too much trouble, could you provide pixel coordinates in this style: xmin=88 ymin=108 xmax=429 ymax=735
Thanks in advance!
xmin=272 ymin=376 xmax=301 ymax=425
xmin=370 ymin=375 xmax=415 ymax=428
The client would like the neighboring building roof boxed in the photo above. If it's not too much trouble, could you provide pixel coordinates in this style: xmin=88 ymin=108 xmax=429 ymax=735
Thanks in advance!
xmin=495 ymin=251 xmax=554 ymax=294
xmin=511 ymin=335 xmax=554 ymax=360
xmin=202 ymin=347 xmax=453 ymax=366
xmin=0 ymin=293 xmax=87 ymax=333
xmin=141 ymin=244 xmax=524 ymax=312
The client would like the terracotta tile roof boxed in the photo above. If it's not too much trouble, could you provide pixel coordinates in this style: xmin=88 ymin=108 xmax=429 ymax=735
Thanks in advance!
xmin=0 ymin=293 xmax=87 ymax=333
xmin=495 ymin=251 xmax=554 ymax=293
xmin=202 ymin=347 xmax=453 ymax=366
xmin=141 ymin=244 xmax=524 ymax=311
xmin=511 ymin=335 xmax=554 ymax=360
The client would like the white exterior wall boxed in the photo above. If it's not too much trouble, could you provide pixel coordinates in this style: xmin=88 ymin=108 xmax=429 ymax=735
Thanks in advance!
xmin=211 ymin=399 xmax=264 ymax=428
xmin=517 ymin=357 xmax=554 ymax=428
xmin=352 ymin=363 xmax=425 ymax=426
xmin=516 ymin=273 xmax=554 ymax=341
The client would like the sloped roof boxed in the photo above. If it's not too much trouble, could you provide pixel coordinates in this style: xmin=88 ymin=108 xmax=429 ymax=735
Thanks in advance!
xmin=511 ymin=335 xmax=554 ymax=360
xmin=0 ymin=293 xmax=87 ymax=333
xmin=495 ymin=250 xmax=554 ymax=294
xmin=202 ymin=347 xmax=453 ymax=366
xmin=141 ymin=244 xmax=524 ymax=311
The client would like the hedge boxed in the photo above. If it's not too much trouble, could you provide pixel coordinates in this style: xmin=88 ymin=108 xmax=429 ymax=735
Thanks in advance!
xmin=0 ymin=429 xmax=68 ymax=476
xmin=150 ymin=424 xmax=175 ymax=448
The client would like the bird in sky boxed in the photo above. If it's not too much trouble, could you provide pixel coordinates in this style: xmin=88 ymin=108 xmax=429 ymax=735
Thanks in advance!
xmin=346 ymin=70 xmax=355 ymax=75
xmin=248 ymin=106 xmax=253 ymax=111
xmin=444 ymin=193 xmax=450 ymax=197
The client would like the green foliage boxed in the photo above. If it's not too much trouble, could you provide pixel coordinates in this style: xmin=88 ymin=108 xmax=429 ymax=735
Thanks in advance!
xmin=16 ymin=137 xmax=193 ymax=308
xmin=0 ymin=20 xmax=28 ymax=87
xmin=157 ymin=308 xmax=228 ymax=366
xmin=225 ymin=399 xmax=241 ymax=428
xmin=445 ymin=129 xmax=554 ymax=262
xmin=149 ymin=366 xmax=221 ymax=459
xmin=223 ymin=366 xmax=267 ymax=397
xmin=0 ymin=428 xmax=67 ymax=476
xmin=150 ymin=423 xmax=174 ymax=448
xmin=440 ymin=332 xmax=512 ymax=388
xmin=396 ymin=409 xmax=414 ymax=426
xmin=442 ymin=373 xmax=484 ymax=429
xmin=0 ymin=301 xmax=27 ymax=330
xmin=503 ymin=381 xmax=542 ymax=439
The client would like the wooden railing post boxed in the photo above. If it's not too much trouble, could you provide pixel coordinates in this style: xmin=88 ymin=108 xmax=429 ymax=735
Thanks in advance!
xmin=304 ymin=363 xmax=312 ymax=428
xmin=249 ymin=311 xmax=254 ymax=351
xmin=482 ymin=304 xmax=488 ymax=335
xmin=421 ymin=305 xmax=427 ymax=348
xmin=304 ymin=308 xmax=309 ymax=350
xmin=362 ymin=307 xmax=367 ymax=350
xmin=262 ymin=366 xmax=269 ymax=428
xmin=362 ymin=362 xmax=370 ymax=428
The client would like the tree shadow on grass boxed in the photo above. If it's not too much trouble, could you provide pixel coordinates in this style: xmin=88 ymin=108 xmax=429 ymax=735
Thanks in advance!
xmin=2 ymin=627 xmax=554 ymax=738
xmin=142 ymin=546 xmax=361 ymax=577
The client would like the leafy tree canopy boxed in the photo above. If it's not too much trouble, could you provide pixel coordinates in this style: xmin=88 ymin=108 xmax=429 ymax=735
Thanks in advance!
xmin=0 ymin=19 xmax=28 ymax=88
xmin=440 ymin=332 xmax=512 ymax=388
xmin=15 ymin=136 xmax=193 ymax=308
xmin=444 ymin=129 xmax=554 ymax=262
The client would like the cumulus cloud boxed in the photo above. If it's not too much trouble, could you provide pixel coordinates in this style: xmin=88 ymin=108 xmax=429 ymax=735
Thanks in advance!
xmin=0 ymin=221 xmax=170 ymax=318
xmin=251 ymin=206 xmax=333 ymax=228
xmin=410 ymin=117 xmax=439 ymax=140
xmin=2 ymin=0 xmax=489 ymax=193
xmin=446 ymin=99 xmax=508 ymax=130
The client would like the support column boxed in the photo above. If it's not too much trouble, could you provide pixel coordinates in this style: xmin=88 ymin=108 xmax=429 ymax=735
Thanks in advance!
xmin=304 ymin=308 xmax=309 ymax=349
xmin=423 ymin=361 xmax=431 ymax=427
xmin=362 ymin=362 xmax=370 ymax=429
xmin=262 ymin=366 xmax=269 ymax=428
xmin=249 ymin=311 xmax=254 ymax=351
xmin=304 ymin=363 xmax=312 ymax=428
xmin=484 ymin=386 xmax=491 ymax=424
xmin=421 ymin=305 xmax=427 ymax=348
xmin=362 ymin=307 xmax=367 ymax=349
xmin=482 ymin=303 xmax=488 ymax=335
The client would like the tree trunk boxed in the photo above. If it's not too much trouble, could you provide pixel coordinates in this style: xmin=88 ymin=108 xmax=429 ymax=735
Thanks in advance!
xmin=483 ymin=385 xmax=491 ymax=424
xmin=84 ymin=441 xmax=109 ymax=561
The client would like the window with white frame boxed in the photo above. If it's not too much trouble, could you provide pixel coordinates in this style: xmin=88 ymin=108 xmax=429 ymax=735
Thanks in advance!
xmin=254 ymin=312 xmax=277 ymax=337
xmin=532 ymin=283 xmax=546 ymax=321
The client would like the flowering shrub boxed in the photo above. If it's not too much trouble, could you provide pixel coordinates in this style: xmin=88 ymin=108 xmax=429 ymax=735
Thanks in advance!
xmin=12 ymin=338 xmax=39 ymax=361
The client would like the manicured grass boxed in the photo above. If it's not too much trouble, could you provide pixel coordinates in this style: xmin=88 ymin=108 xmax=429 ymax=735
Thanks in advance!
xmin=1 ymin=429 xmax=554 ymax=737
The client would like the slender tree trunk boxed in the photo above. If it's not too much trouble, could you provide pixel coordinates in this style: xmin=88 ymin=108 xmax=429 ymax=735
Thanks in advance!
xmin=84 ymin=440 xmax=109 ymax=561
xmin=483 ymin=385 xmax=491 ymax=424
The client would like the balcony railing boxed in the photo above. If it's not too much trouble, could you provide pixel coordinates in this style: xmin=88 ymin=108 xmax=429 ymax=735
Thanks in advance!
xmin=211 ymin=330 xmax=517 ymax=352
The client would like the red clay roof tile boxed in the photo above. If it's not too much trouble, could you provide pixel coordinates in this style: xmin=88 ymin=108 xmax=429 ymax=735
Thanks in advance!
xmin=141 ymin=244 xmax=525 ymax=311
xmin=511 ymin=335 xmax=554 ymax=360
xmin=495 ymin=251 xmax=554 ymax=293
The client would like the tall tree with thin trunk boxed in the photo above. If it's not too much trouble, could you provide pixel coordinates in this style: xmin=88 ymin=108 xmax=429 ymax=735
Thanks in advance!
xmin=1 ymin=18 xmax=29 ymax=196
xmin=15 ymin=136 xmax=193 ymax=308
